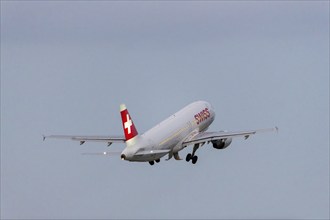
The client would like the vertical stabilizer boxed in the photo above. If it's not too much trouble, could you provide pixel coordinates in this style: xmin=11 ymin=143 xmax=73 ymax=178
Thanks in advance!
xmin=120 ymin=104 xmax=138 ymax=141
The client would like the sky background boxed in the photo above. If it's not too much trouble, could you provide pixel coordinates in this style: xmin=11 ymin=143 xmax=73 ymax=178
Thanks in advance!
xmin=1 ymin=1 xmax=329 ymax=219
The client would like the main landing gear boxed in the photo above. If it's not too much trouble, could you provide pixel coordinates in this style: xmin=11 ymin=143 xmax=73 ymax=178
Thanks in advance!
xmin=186 ymin=144 xmax=199 ymax=164
xmin=149 ymin=159 xmax=160 ymax=166
xmin=186 ymin=153 xmax=198 ymax=164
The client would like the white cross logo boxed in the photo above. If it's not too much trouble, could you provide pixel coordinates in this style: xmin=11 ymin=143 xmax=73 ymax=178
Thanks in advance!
xmin=124 ymin=114 xmax=132 ymax=134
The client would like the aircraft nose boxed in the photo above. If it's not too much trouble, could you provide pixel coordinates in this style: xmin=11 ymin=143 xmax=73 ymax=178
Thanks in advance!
xmin=207 ymin=103 xmax=216 ymax=120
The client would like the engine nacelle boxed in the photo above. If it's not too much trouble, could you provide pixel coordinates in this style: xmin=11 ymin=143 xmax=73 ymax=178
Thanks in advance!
xmin=212 ymin=138 xmax=232 ymax=149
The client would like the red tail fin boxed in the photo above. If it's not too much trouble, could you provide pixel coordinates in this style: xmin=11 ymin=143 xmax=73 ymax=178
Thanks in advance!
xmin=120 ymin=104 xmax=138 ymax=141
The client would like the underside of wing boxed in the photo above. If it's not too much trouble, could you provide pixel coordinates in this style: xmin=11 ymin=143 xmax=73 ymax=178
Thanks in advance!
xmin=135 ymin=149 xmax=170 ymax=156
xmin=182 ymin=127 xmax=278 ymax=147
xmin=81 ymin=151 xmax=122 ymax=156
xmin=43 ymin=135 xmax=125 ymax=145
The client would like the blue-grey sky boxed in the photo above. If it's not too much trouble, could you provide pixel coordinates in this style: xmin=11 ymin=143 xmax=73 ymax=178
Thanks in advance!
xmin=1 ymin=1 xmax=329 ymax=219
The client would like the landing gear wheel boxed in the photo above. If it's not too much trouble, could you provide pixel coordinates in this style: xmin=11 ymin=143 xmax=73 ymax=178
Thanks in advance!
xmin=186 ymin=153 xmax=192 ymax=162
xmin=149 ymin=161 xmax=154 ymax=165
xmin=155 ymin=159 xmax=160 ymax=163
xmin=192 ymin=155 xmax=198 ymax=164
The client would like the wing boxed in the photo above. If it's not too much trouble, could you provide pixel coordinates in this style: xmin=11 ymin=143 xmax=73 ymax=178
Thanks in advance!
xmin=182 ymin=127 xmax=278 ymax=147
xmin=135 ymin=149 xmax=171 ymax=156
xmin=81 ymin=151 xmax=122 ymax=156
xmin=43 ymin=135 xmax=125 ymax=146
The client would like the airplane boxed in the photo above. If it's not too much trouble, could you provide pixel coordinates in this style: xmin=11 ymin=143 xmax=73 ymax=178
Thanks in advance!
xmin=44 ymin=101 xmax=278 ymax=165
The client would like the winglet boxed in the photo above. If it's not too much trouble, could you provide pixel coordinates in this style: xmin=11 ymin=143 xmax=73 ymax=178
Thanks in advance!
xmin=255 ymin=127 xmax=279 ymax=134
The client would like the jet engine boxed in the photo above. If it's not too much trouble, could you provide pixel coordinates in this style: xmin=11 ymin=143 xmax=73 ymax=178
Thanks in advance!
xmin=212 ymin=138 xmax=232 ymax=149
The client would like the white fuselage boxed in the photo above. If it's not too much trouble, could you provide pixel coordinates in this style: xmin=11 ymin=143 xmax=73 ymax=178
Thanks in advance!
xmin=121 ymin=101 xmax=215 ymax=162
